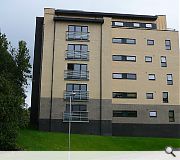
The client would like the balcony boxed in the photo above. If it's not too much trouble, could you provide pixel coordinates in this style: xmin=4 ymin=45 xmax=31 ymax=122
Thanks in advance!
xmin=65 ymin=50 xmax=89 ymax=60
xmin=66 ymin=31 xmax=89 ymax=41
xmin=63 ymin=111 xmax=89 ymax=122
xmin=64 ymin=91 xmax=89 ymax=101
xmin=64 ymin=70 xmax=89 ymax=80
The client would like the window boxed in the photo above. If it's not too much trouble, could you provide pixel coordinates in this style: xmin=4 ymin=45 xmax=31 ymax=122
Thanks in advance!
xmin=149 ymin=111 xmax=157 ymax=117
xmin=163 ymin=92 xmax=168 ymax=103
xmin=112 ymin=55 xmax=136 ymax=62
xmin=66 ymin=104 xmax=87 ymax=112
xmin=112 ymin=21 xmax=124 ymax=27
xmin=113 ymin=92 xmax=137 ymax=99
xmin=146 ymin=93 xmax=154 ymax=99
xmin=147 ymin=39 xmax=154 ymax=45
xmin=112 ymin=73 xmax=136 ymax=80
xmin=112 ymin=38 xmax=136 ymax=44
xmin=161 ymin=56 xmax=167 ymax=67
xmin=67 ymin=25 xmax=89 ymax=40
xmin=146 ymin=23 xmax=152 ymax=28
xmin=148 ymin=74 xmax=156 ymax=80
xmin=66 ymin=84 xmax=87 ymax=91
xmin=169 ymin=110 xmax=175 ymax=122
xmin=145 ymin=56 xmax=152 ymax=62
xmin=133 ymin=23 xmax=140 ymax=27
xmin=67 ymin=64 xmax=87 ymax=71
xmin=126 ymin=39 xmax=136 ymax=44
xmin=167 ymin=74 xmax=173 ymax=85
xmin=67 ymin=44 xmax=88 ymax=60
xmin=112 ymin=21 xmax=157 ymax=29
xmin=113 ymin=110 xmax=137 ymax=117
xmin=165 ymin=40 xmax=171 ymax=50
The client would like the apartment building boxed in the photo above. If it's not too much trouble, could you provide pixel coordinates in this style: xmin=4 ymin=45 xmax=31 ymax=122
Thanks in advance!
xmin=31 ymin=8 xmax=180 ymax=137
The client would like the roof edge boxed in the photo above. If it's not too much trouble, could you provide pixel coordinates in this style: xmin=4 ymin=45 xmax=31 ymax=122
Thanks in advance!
xmin=55 ymin=9 xmax=157 ymax=20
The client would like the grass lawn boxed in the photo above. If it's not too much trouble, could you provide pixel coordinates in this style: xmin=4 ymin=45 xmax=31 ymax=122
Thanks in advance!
xmin=17 ymin=128 xmax=180 ymax=151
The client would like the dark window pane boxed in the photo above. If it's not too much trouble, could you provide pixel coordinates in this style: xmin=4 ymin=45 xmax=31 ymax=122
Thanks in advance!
xmin=67 ymin=63 xmax=74 ymax=70
xmin=82 ymin=26 xmax=88 ymax=33
xmin=81 ymin=64 xmax=87 ymax=71
xmin=127 ymin=73 xmax=136 ymax=80
xmin=146 ymin=93 xmax=153 ymax=99
xmin=68 ymin=44 xmax=74 ymax=51
xmin=147 ymin=40 xmax=154 ymax=45
xmin=74 ymin=84 xmax=80 ymax=91
xmin=75 ymin=26 xmax=81 ymax=32
xmin=169 ymin=110 xmax=175 ymax=122
xmin=67 ymin=84 xmax=73 ymax=91
xmin=80 ymin=84 xmax=87 ymax=91
xmin=75 ymin=45 xmax=81 ymax=51
xmin=81 ymin=45 xmax=88 ymax=51
xmin=112 ymin=55 xmax=123 ymax=61
xmin=113 ymin=110 xmax=137 ymax=117
xmin=126 ymin=39 xmax=136 ymax=44
xmin=68 ymin=26 xmax=75 ymax=32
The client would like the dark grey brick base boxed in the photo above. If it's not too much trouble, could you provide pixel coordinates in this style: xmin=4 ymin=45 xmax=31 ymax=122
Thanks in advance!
xmin=112 ymin=123 xmax=180 ymax=138
xmin=39 ymin=119 xmax=112 ymax=135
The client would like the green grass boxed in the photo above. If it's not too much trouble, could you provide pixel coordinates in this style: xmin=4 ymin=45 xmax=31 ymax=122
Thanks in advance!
xmin=17 ymin=128 xmax=180 ymax=151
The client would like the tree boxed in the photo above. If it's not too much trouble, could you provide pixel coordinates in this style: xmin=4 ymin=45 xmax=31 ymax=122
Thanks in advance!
xmin=0 ymin=32 xmax=31 ymax=150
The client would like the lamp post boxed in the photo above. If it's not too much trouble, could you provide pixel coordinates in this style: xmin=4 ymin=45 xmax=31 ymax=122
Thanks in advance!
xmin=68 ymin=92 xmax=76 ymax=160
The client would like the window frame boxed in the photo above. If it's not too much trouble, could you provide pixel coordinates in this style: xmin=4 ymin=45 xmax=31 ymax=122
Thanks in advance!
xmin=167 ymin=74 xmax=173 ymax=85
xmin=163 ymin=92 xmax=168 ymax=103
xmin=112 ymin=73 xmax=137 ymax=80
xmin=66 ymin=83 xmax=87 ymax=91
xmin=165 ymin=40 xmax=171 ymax=50
xmin=112 ymin=55 xmax=136 ymax=62
xmin=112 ymin=92 xmax=137 ymax=99
xmin=113 ymin=110 xmax=137 ymax=117
xmin=169 ymin=110 xmax=175 ymax=122
xmin=112 ymin=38 xmax=136 ymax=44
xmin=147 ymin=39 xmax=154 ymax=45
xmin=149 ymin=111 xmax=157 ymax=117
xmin=146 ymin=93 xmax=154 ymax=99
xmin=145 ymin=56 xmax=152 ymax=62
xmin=161 ymin=56 xmax=167 ymax=67
xmin=148 ymin=74 xmax=156 ymax=80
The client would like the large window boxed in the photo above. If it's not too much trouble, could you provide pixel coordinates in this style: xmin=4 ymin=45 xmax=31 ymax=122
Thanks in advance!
xmin=146 ymin=93 xmax=154 ymax=99
xmin=165 ymin=40 xmax=171 ymax=50
xmin=112 ymin=55 xmax=136 ymax=62
xmin=66 ymin=104 xmax=87 ymax=112
xmin=66 ymin=84 xmax=87 ymax=91
xmin=169 ymin=110 xmax=175 ymax=122
xmin=112 ymin=73 xmax=136 ymax=80
xmin=67 ymin=63 xmax=87 ymax=71
xmin=145 ymin=56 xmax=152 ymax=62
xmin=161 ymin=56 xmax=167 ymax=67
xmin=112 ymin=38 xmax=136 ymax=44
xmin=167 ymin=74 xmax=173 ymax=85
xmin=113 ymin=92 xmax=137 ymax=99
xmin=67 ymin=44 xmax=88 ymax=60
xmin=112 ymin=21 xmax=156 ymax=29
xmin=147 ymin=39 xmax=154 ymax=45
xmin=113 ymin=110 xmax=137 ymax=117
xmin=67 ymin=25 xmax=89 ymax=40
xmin=163 ymin=92 xmax=168 ymax=103
xmin=148 ymin=74 xmax=156 ymax=80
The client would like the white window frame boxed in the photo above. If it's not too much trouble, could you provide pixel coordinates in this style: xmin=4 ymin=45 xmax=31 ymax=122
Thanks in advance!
xmin=148 ymin=74 xmax=156 ymax=80
xmin=146 ymin=23 xmax=152 ymax=28
xmin=149 ymin=111 xmax=157 ymax=117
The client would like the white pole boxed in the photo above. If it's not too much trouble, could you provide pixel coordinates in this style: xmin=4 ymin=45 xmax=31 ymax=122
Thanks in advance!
xmin=68 ymin=95 xmax=71 ymax=160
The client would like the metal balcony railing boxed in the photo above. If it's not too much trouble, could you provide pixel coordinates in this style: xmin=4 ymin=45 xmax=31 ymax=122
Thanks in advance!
xmin=65 ymin=50 xmax=89 ymax=60
xmin=66 ymin=31 xmax=89 ymax=40
xmin=64 ymin=70 xmax=89 ymax=80
xmin=63 ymin=111 xmax=89 ymax=122
xmin=64 ymin=91 xmax=89 ymax=101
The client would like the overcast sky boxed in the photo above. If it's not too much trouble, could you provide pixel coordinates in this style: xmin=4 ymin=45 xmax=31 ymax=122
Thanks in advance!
xmin=0 ymin=0 xmax=179 ymax=107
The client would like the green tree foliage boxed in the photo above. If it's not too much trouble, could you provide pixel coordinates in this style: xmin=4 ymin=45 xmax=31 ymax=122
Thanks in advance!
xmin=0 ymin=32 xmax=31 ymax=150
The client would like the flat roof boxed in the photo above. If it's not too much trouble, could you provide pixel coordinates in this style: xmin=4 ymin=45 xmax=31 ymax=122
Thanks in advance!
xmin=55 ymin=9 xmax=157 ymax=21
